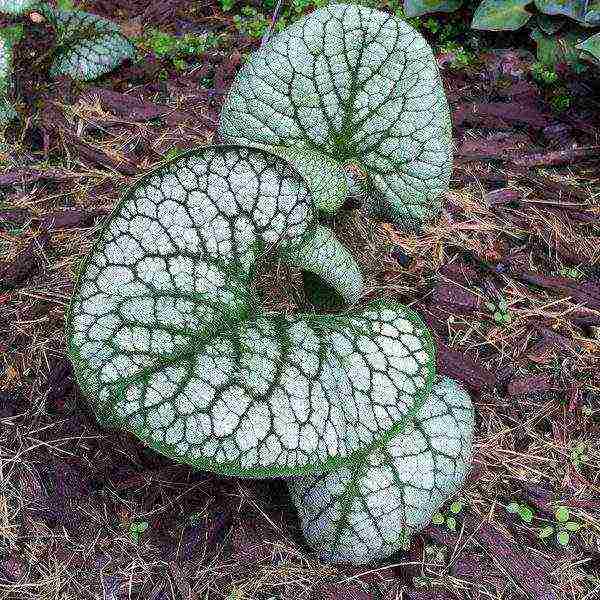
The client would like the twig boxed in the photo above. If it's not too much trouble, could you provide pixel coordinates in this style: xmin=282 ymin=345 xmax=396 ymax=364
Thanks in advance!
xmin=261 ymin=0 xmax=285 ymax=49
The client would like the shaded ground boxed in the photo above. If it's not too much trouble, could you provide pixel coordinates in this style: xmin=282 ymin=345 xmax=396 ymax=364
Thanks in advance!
xmin=1 ymin=1 xmax=600 ymax=599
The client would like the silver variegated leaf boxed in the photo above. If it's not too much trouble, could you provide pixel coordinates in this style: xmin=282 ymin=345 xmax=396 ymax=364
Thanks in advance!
xmin=0 ymin=0 xmax=38 ymax=15
xmin=218 ymin=3 xmax=453 ymax=232
xmin=44 ymin=6 xmax=135 ymax=81
xmin=66 ymin=145 xmax=436 ymax=478
xmin=286 ymin=376 xmax=474 ymax=565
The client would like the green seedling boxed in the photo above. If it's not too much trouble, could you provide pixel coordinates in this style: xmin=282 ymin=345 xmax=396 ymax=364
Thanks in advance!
xmin=129 ymin=520 xmax=148 ymax=544
xmin=506 ymin=501 xmax=535 ymax=523
xmin=486 ymin=296 xmax=512 ymax=325
xmin=538 ymin=506 xmax=583 ymax=547
xmin=559 ymin=267 xmax=584 ymax=279
xmin=530 ymin=61 xmax=559 ymax=85
xmin=432 ymin=501 xmax=464 ymax=531
xmin=570 ymin=442 xmax=588 ymax=469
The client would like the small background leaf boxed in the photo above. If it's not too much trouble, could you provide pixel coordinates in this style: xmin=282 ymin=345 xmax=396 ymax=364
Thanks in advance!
xmin=535 ymin=0 xmax=600 ymax=25
xmin=472 ymin=0 xmax=533 ymax=30
xmin=577 ymin=33 xmax=600 ymax=64
xmin=403 ymin=0 xmax=463 ymax=18
xmin=46 ymin=8 xmax=135 ymax=81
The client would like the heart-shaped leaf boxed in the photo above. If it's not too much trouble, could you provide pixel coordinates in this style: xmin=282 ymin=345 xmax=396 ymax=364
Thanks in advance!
xmin=472 ymin=0 xmax=533 ymax=30
xmin=286 ymin=376 xmax=474 ymax=565
xmin=43 ymin=7 xmax=135 ymax=81
xmin=219 ymin=3 xmax=453 ymax=233
xmin=404 ymin=0 xmax=463 ymax=18
xmin=66 ymin=145 xmax=436 ymax=478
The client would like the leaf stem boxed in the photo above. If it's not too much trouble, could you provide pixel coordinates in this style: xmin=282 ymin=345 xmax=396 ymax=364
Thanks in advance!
xmin=260 ymin=0 xmax=284 ymax=49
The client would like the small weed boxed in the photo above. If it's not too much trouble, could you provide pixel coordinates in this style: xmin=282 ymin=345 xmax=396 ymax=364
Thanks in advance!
xmin=438 ymin=41 xmax=476 ymax=70
xmin=559 ymin=266 xmax=584 ymax=279
xmin=570 ymin=442 xmax=588 ymax=470
xmin=164 ymin=147 xmax=186 ymax=161
xmin=129 ymin=520 xmax=148 ymax=544
xmin=530 ymin=62 xmax=559 ymax=85
xmin=506 ymin=501 xmax=535 ymax=523
xmin=138 ymin=28 xmax=222 ymax=61
xmin=432 ymin=500 xmax=464 ymax=531
xmin=550 ymin=89 xmax=570 ymax=113
xmin=220 ymin=0 xmax=237 ymax=11
xmin=538 ymin=507 xmax=583 ymax=547
xmin=233 ymin=6 xmax=272 ymax=39
xmin=172 ymin=58 xmax=186 ymax=72
xmin=486 ymin=296 xmax=511 ymax=325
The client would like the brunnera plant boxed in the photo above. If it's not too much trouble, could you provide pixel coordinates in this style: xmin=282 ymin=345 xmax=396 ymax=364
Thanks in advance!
xmin=66 ymin=3 xmax=474 ymax=565
xmin=0 ymin=0 xmax=134 ymax=124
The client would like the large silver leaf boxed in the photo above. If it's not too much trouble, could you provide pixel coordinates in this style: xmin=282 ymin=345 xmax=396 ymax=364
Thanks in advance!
xmin=287 ymin=376 xmax=474 ymax=565
xmin=66 ymin=145 xmax=435 ymax=478
xmin=219 ymin=3 xmax=453 ymax=232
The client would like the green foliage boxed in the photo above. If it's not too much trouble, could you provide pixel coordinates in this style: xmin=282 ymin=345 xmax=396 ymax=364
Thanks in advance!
xmin=400 ymin=0 xmax=600 ymax=68
xmin=550 ymin=90 xmax=570 ymax=112
xmin=438 ymin=41 xmax=476 ymax=68
xmin=233 ymin=6 xmax=272 ymax=38
xmin=140 ymin=28 xmax=219 ymax=59
xmin=164 ymin=146 xmax=186 ymax=161
xmin=432 ymin=499 xmax=465 ymax=530
xmin=472 ymin=0 xmax=533 ymax=30
xmin=530 ymin=60 xmax=559 ymax=83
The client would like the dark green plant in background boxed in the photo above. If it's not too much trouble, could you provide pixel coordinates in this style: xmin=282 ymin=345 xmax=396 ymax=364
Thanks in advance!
xmin=403 ymin=0 xmax=600 ymax=66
